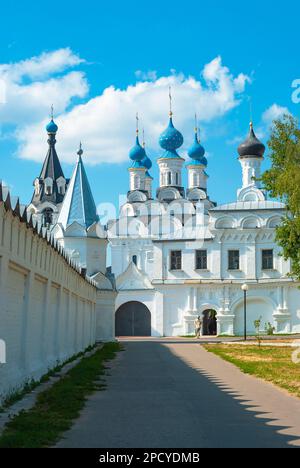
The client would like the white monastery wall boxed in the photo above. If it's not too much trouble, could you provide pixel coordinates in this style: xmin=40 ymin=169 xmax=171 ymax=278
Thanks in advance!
xmin=0 ymin=199 xmax=97 ymax=405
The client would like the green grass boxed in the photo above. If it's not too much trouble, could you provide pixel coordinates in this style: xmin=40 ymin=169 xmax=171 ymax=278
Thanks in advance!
xmin=0 ymin=342 xmax=121 ymax=448
xmin=0 ymin=345 xmax=96 ymax=412
xmin=203 ymin=344 xmax=300 ymax=398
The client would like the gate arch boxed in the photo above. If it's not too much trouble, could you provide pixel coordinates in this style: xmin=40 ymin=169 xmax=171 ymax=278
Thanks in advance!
xmin=202 ymin=309 xmax=217 ymax=336
xmin=115 ymin=301 xmax=151 ymax=336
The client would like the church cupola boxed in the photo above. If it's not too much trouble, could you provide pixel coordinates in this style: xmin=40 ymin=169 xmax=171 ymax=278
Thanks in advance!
xmin=237 ymin=121 xmax=266 ymax=202
xmin=238 ymin=122 xmax=266 ymax=159
xmin=157 ymin=88 xmax=185 ymax=200
xmin=46 ymin=118 xmax=58 ymax=134
xmin=158 ymin=115 xmax=184 ymax=157
xmin=128 ymin=114 xmax=147 ymax=194
xmin=27 ymin=107 xmax=68 ymax=227
xmin=238 ymin=122 xmax=265 ymax=189
xmin=186 ymin=118 xmax=209 ymax=193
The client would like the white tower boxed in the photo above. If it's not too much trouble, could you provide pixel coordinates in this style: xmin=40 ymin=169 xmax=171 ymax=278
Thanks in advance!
xmin=157 ymin=92 xmax=185 ymax=201
xmin=27 ymin=112 xmax=68 ymax=227
xmin=53 ymin=144 xmax=107 ymax=277
xmin=186 ymin=122 xmax=208 ymax=193
xmin=128 ymin=114 xmax=147 ymax=194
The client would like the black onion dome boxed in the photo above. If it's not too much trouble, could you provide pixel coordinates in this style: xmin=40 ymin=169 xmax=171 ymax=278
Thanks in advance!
xmin=238 ymin=123 xmax=265 ymax=158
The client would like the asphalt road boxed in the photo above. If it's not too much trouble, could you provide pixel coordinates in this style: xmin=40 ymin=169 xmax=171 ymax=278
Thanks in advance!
xmin=56 ymin=340 xmax=300 ymax=448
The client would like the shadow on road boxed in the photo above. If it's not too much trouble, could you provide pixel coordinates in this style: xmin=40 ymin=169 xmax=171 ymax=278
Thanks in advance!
xmin=57 ymin=341 xmax=300 ymax=448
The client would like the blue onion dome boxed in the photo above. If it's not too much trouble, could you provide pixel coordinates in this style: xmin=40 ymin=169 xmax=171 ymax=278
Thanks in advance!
xmin=238 ymin=122 xmax=266 ymax=158
xmin=143 ymin=155 xmax=153 ymax=179
xmin=46 ymin=118 xmax=58 ymax=134
xmin=159 ymin=116 xmax=184 ymax=152
xmin=129 ymin=135 xmax=145 ymax=161
xmin=142 ymin=153 xmax=152 ymax=170
xmin=188 ymin=132 xmax=207 ymax=165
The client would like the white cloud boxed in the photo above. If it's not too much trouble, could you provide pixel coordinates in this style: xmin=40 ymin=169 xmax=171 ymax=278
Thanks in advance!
xmin=1 ymin=51 xmax=251 ymax=165
xmin=0 ymin=48 xmax=88 ymax=126
xmin=262 ymin=103 xmax=290 ymax=126
xmin=254 ymin=103 xmax=291 ymax=140
xmin=0 ymin=48 xmax=84 ymax=81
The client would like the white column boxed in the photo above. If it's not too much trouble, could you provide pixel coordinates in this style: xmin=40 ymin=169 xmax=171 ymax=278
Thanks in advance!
xmin=193 ymin=288 xmax=197 ymax=312
xmin=246 ymin=241 xmax=256 ymax=279
xmin=187 ymin=287 xmax=192 ymax=310
xmin=277 ymin=286 xmax=283 ymax=310
xmin=283 ymin=287 xmax=288 ymax=311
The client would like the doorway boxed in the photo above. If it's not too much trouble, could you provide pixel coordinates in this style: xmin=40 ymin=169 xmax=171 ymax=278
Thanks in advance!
xmin=115 ymin=301 xmax=151 ymax=336
xmin=202 ymin=310 xmax=217 ymax=336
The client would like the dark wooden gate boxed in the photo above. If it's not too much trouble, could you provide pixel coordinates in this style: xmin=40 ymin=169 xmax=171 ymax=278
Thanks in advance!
xmin=115 ymin=302 xmax=151 ymax=336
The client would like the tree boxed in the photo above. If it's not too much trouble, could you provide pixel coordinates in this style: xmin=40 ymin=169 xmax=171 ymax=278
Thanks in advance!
xmin=261 ymin=114 xmax=300 ymax=279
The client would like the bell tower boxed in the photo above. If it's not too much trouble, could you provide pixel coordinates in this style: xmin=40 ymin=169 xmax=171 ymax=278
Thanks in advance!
xmin=27 ymin=108 xmax=68 ymax=226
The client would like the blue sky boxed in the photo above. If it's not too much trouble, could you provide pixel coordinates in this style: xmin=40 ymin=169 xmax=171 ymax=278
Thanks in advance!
xmin=0 ymin=0 xmax=299 ymax=216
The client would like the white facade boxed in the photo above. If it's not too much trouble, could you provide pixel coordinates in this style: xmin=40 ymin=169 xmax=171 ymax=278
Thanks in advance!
xmin=110 ymin=199 xmax=300 ymax=336
xmin=109 ymin=119 xmax=300 ymax=337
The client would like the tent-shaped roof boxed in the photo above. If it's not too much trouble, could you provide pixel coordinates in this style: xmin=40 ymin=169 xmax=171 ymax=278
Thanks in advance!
xmin=57 ymin=148 xmax=99 ymax=230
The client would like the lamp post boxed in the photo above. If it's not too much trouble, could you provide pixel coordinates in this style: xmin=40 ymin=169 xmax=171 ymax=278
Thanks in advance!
xmin=241 ymin=284 xmax=249 ymax=341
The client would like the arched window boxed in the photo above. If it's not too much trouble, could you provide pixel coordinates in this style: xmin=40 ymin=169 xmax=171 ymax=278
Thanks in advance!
xmin=44 ymin=178 xmax=53 ymax=196
xmin=175 ymin=172 xmax=179 ymax=185
xmin=132 ymin=255 xmax=137 ymax=266
xmin=42 ymin=208 xmax=53 ymax=226
xmin=167 ymin=172 xmax=172 ymax=185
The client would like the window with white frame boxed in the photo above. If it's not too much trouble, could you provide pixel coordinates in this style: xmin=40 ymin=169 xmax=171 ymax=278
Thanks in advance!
xmin=196 ymin=250 xmax=207 ymax=270
xmin=228 ymin=250 xmax=240 ymax=270
xmin=262 ymin=249 xmax=274 ymax=270
xmin=170 ymin=250 xmax=182 ymax=270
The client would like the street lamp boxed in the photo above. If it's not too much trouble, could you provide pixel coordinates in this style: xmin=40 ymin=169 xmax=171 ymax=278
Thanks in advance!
xmin=241 ymin=284 xmax=249 ymax=341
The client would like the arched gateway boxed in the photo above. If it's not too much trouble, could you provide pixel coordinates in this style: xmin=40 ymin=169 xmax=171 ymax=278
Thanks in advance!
xmin=202 ymin=309 xmax=217 ymax=336
xmin=115 ymin=302 xmax=151 ymax=337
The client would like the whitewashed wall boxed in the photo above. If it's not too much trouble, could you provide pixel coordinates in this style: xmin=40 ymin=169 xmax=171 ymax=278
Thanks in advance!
xmin=0 ymin=200 xmax=97 ymax=405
